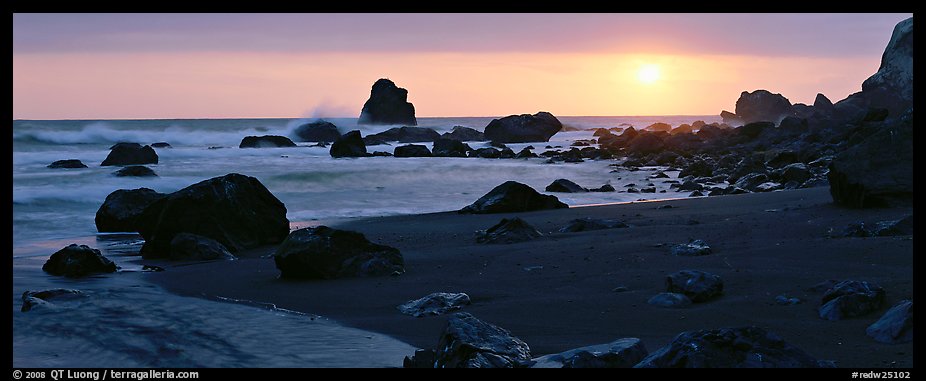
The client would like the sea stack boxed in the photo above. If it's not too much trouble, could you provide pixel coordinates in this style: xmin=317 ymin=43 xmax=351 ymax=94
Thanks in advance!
xmin=358 ymin=78 xmax=417 ymax=125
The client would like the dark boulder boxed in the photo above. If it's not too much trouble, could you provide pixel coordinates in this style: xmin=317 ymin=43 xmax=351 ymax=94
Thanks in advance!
xmin=737 ymin=121 xmax=775 ymax=140
xmin=136 ymin=173 xmax=289 ymax=258
xmin=828 ymin=110 xmax=912 ymax=207
xmin=460 ymin=181 xmax=568 ymax=214
xmin=666 ymin=270 xmax=723 ymax=302
xmin=557 ymin=218 xmax=628 ymax=233
xmin=273 ymin=226 xmax=404 ymax=279
xmin=95 ymin=188 xmax=166 ymax=233
xmin=113 ymin=165 xmax=157 ymax=177
xmin=365 ymin=126 xmax=440 ymax=143
xmin=590 ymin=184 xmax=616 ymax=192
xmin=531 ymin=338 xmax=648 ymax=368
xmin=169 ymin=233 xmax=237 ymax=261
xmin=441 ymin=126 xmax=486 ymax=141
xmin=432 ymin=138 xmax=469 ymax=157
xmin=476 ymin=217 xmax=544 ymax=244
xmin=21 ymin=289 xmax=86 ymax=312
xmin=766 ymin=150 xmax=800 ymax=169
xmin=696 ymin=124 xmax=731 ymax=140
xmin=635 ymin=326 xmax=832 ymax=368
xmin=733 ymin=173 xmax=769 ymax=192
xmin=514 ymin=147 xmax=538 ymax=159
xmin=393 ymin=144 xmax=433 ymax=157
xmin=484 ymin=112 xmax=563 ymax=143
xmin=42 ymin=244 xmax=118 ymax=277
xmin=545 ymin=179 xmax=588 ymax=193
xmin=293 ymin=120 xmax=341 ymax=143
xmin=734 ymin=90 xmax=794 ymax=124
xmin=860 ymin=17 xmax=912 ymax=117
xmin=671 ymin=124 xmax=694 ymax=135
xmin=101 ymin=143 xmax=158 ymax=166
xmin=866 ymin=300 xmax=913 ymax=344
xmin=371 ymin=151 xmax=393 ymax=157
xmin=358 ymin=78 xmax=417 ymax=125
xmin=498 ymin=147 xmax=516 ymax=159
xmin=432 ymin=312 xmax=532 ymax=368
xmin=626 ymin=132 xmax=665 ymax=155
xmin=818 ymin=280 xmax=885 ymax=321
xmin=239 ymin=135 xmax=296 ymax=148
xmin=47 ymin=159 xmax=87 ymax=169
xmin=404 ymin=350 xmax=437 ymax=368
xmin=471 ymin=147 xmax=501 ymax=158
xmin=679 ymin=159 xmax=713 ymax=178
xmin=330 ymin=130 xmax=369 ymax=158
xmin=398 ymin=292 xmax=471 ymax=318
xmin=778 ymin=116 xmax=808 ymax=136
xmin=644 ymin=122 xmax=672 ymax=132
xmin=647 ymin=293 xmax=692 ymax=308
xmin=671 ymin=240 xmax=712 ymax=256
xmin=813 ymin=93 xmax=834 ymax=113
xmin=873 ymin=215 xmax=913 ymax=236
xmin=778 ymin=163 xmax=811 ymax=184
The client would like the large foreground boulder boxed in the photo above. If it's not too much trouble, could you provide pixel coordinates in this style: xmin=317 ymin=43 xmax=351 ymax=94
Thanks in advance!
xmin=398 ymin=292 xmax=471 ymax=317
xmin=137 ymin=173 xmax=290 ymax=258
xmin=827 ymin=111 xmax=912 ymax=207
xmin=329 ymin=130 xmax=369 ymax=158
xmin=483 ymin=112 xmax=563 ymax=143
xmin=818 ymin=280 xmax=885 ymax=321
xmin=239 ymin=135 xmax=296 ymax=148
xmin=95 ymin=188 xmax=166 ymax=232
xmin=531 ymin=338 xmax=648 ymax=368
xmin=42 ymin=244 xmax=118 ymax=277
xmin=358 ymin=78 xmax=417 ymax=125
xmin=293 ymin=120 xmax=341 ymax=142
xmin=634 ymin=326 xmax=832 ymax=368
xmin=459 ymin=181 xmax=568 ymax=214
xmin=273 ymin=226 xmax=404 ymax=279
xmin=866 ymin=300 xmax=913 ymax=344
xmin=475 ymin=217 xmax=544 ymax=244
xmin=860 ymin=17 xmax=912 ymax=117
xmin=101 ymin=143 xmax=158 ymax=166
xmin=365 ymin=126 xmax=439 ymax=143
xmin=433 ymin=312 xmax=532 ymax=368
xmin=733 ymin=90 xmax=794 ymax=124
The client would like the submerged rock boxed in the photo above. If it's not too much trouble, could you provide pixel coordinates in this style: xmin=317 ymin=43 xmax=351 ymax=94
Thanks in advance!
xmin=95 ymin=188 xmax=166 ymax=233
xmin=476 ymin=218 xmax=544 ymax=244
xmin=358 ymin=78 xmax=417 ymax=125
xmin=433 ymin=312 xmax=531 ymax=368
xmin=329 ymin=130 xmax=369 ymax=158
xmin=483 ymin=112 xmax=563 ymax=143
xmin=671 ymin=240 xmax=712 ymax=256
xmin=21 ymin=289 xmax=86 ymax=312
xmin=169 ymin=233 xmax=237 ymax=261
xmin=531 ymin=338 xmax=648 ymax=368
xmin=273 ymin=226 xmax=404 ymax=279
xmin=239 ymin=135 xmax=297 ymax=148
xmin=557 ymin=218 xmax=628 ymax=233
xmin=293 ymin=120 xmax=341 ymax=143
xmin=398 ymin=292 xmax=471 ymax=317
xmin=101 ymin=143 xmax=158 ymax=166
xmin=47 ymin=159 xmax=88 ymax=169
xmin=393 ymin=144 xmax=433 ymax=157
xmin=866 ymin=300 xmax=913 ymax=344
xmin=665 ymin=270 xmax=723 ymax=303
xmin=635 ymin=326 xmax=832 ymax=368
xmin=545 ymin=179 xmax=588 ymax=193
xmin=137 ymin=173 xmax=290 ymax=258
xmin=113 ymin=165 xmax=157 ymax=177
xmin=43 ymin=244 xmax=118 ymax=277
xmin=818 ymin=280 xmax=885 ymax=321
xmin=459 ymin=181 xmax=568 ymax=214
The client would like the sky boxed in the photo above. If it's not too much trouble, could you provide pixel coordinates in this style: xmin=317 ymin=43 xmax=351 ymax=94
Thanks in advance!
xmin=13 ymin=13 xmax=912 ymax=119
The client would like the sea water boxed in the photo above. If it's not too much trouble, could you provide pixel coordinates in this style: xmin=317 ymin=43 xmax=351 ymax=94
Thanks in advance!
xmin=12 ymin=115 xmax=719 ymax=367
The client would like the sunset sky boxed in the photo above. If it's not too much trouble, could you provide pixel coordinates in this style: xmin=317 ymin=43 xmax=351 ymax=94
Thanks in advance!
xmin=13 ymin=13 xmax=911 ymax=119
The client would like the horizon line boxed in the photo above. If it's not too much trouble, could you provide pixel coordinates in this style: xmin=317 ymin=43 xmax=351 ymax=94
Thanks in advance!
xmin=13 ymin=113 xmax=725 ymax=122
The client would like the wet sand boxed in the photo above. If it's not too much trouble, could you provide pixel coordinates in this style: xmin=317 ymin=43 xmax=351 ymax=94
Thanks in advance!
xmin=149 ymin=187 xmax=913 ymax=367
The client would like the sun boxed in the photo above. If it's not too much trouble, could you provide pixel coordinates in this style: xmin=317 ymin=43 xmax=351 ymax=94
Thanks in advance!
xmin=637 ymin=64 xmax=661 ymax=84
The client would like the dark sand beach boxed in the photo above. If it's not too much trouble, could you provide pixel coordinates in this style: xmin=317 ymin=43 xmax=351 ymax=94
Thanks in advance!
xmin=149 ymin=187 xmax=913 ymax=368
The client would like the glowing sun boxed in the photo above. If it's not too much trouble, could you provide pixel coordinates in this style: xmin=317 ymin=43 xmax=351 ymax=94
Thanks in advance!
xmin=637 ymin=65 xmax=661 ymax=84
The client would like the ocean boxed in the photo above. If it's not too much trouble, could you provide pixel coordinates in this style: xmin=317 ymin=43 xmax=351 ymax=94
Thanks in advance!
xmin=12 ymin=115 xmax=719 ymax=367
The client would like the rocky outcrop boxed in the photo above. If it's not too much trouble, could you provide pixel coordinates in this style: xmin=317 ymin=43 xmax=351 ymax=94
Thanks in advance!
xmin=113 ymin=165 xmax=157 ymax=177
xmin=95 ymin=188 xmax=166 ymax=233
xmin=432 ymin=138 xmax=469 ymax=157
xmin=441 ymin=126 xmax=486 ymax=141
xmin=459 ymin=181 xmax=568 ymax=214
xmin=666 ymin=270 xmax=723 ymax=302
xmin=476 ymin=217 xmax=544 ymax=244
xmin=733 ymin=90 xmax=794 ymax=124
xmin=635 ymin=326 xmax=832 ymax=368
xmin=860 ymin=17 xmax=913 ymax=117
xmin=101 ymin=143 xmax=158 ymax=166
xmin=358 ymin=78 xmax=417 ymax=125
xmin=483 ymin=112 xmax=563 ymax=143
xmin=273 ymin=226 xmax=404 ymax=279
xmin=239 ymin=135 xmax=296 ymax=148
xmin=827 ymin=110 xmax=912 ymax=207
xmin=545 ymin=179 xmax=587 ymax=193
xmin=43 ymin=244 xmax=118 ymax=277
xmin=293 ymin=120 xmax=341 ymax=143
xmin=329 ymin=130 xmax=369 ymax=158
xmin=531 ymin=338 xmax=648 ymax=368
xmin=398 ymin=292 xmax=471 ymax=317
xmin=365 ymin=126 xmax=440 ymax=143
xmin=432 ymin=312 xmax=531 ymax=368
xmin=393 ymin=144 xmax=433 ymax=157
xmin=818 ymin=280 xmax=885 ymax=321
xmin=866 ymin=300 xmax=913 ymax=344
xmin=136 ymin=173 xmax=289 ymax=258
xmin=47 ymin=159 xmax=87 ymax=169
xmin=644 ymin=122 xmax=672 ymax=132
xmin=169 ymin=233 xmax=237 ymax=260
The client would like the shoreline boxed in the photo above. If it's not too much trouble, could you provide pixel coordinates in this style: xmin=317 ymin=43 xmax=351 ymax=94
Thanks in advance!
xmin=147 ymin=187 xmax=913 ymax=367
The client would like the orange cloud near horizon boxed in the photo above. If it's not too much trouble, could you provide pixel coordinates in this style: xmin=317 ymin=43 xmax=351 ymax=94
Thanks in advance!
xmin=13 ymin=51 xmax=881 ymax=120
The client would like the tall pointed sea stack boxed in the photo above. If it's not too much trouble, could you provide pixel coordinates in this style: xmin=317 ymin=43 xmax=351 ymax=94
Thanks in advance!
xmin=358 ymin=78 xmax=417 ymax=125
